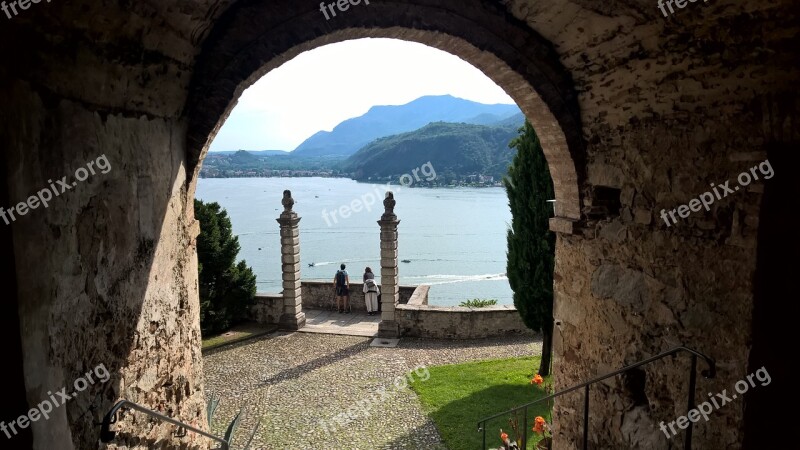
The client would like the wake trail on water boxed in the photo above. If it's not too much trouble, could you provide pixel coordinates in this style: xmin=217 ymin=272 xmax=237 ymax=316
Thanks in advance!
xmin=309 ymin=258 xmax=376 ymax=267
xmin=305 ymin=258 xmax=505 ymax=265
xmin=259 ymin=274 xmax=508 ymax=287
xmin=403 ymin=273 xmax=508 ymax=285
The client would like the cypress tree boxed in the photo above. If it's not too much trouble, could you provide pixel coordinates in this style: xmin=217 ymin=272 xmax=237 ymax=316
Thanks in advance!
xmin=195 ymin=199 xmax=257 ymax=334
xmin=503 ymin=120 xmax=556 ymax=376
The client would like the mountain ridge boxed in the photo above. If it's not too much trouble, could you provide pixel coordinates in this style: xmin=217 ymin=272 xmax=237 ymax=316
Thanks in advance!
xmin=291 ymin=95 xmax=520 ymax=157
xmin=341 ymin=118 xmax=524 ymax=182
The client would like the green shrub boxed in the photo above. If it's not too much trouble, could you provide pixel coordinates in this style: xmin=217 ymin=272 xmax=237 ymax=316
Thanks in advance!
xmin=459 ymin=298 xmax=498 ymax=308
xmin=207 ymin=394 xmax=260 ymax=450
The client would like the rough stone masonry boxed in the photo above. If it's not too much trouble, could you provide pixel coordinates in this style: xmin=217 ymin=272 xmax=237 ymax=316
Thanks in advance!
xmin=0 ymin=0 xmax=796 ymax=449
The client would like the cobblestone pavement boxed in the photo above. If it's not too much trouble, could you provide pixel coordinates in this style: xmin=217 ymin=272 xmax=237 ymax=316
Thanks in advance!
xmin=203 ymin=332 xmax=542 ymax=450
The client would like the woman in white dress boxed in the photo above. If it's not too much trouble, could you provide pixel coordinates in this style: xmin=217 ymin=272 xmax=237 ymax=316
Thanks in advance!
xmin=362 ymin=267 xmax=380 ymax=316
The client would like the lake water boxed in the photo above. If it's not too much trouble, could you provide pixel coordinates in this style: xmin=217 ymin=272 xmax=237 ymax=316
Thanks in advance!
xmin=195 ymin=177 xmax=513 ymax=306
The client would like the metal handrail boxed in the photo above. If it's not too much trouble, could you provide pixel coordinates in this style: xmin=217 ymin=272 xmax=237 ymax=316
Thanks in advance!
xmin=477 ymin=346 xmax=716 ymax=449
xmin=100 ymin=400 xmax=230 ymax=450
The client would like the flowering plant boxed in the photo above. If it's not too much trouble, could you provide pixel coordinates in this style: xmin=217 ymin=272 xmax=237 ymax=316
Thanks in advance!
xmin=493 ymin=372 xmax=554 ymax=450
xmin=495 ymin=428 xmax=520 ymax=450
xmin=529 ymin=373 xmax=553 ymax=449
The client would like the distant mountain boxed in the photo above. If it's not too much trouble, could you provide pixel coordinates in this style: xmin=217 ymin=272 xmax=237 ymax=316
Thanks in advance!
xmin=462 ymin=112 xmax=516 ymax=125
xmin=200 ymin=149 xmax=348 ymax=178
xmin=231 ymin=150 xmax=260 ymax=165
xmin=341 ymin=121 xmax=523 ymax=181
xmin=292 ymin=95 xmax=520 ymax=157
xmin=210 ymin=150 xmax=289 ymax=156
xmin=491 ymin=112 xmax=525 ymax=128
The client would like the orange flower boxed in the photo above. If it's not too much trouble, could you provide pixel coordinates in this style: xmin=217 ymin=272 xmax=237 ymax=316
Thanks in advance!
xmin=500 ymin=431 xmax=508 ymax=441
xmin=531 ymin=374 xmax=544 ymax=385
xmin=532 ymin=416 xmax=546 ymax=434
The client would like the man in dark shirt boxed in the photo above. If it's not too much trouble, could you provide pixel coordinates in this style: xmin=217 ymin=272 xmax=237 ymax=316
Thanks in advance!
xmin=333 ymin=263 xmax=350 ymax=313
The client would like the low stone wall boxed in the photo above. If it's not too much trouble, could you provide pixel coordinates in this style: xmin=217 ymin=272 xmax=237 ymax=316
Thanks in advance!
xmin=252 ymin=284 xmax=530 ymax=339
xmin=252 ymin=293 xmax=284 ymax=324
xmin=398 ymin=285 xmax=416 ymax=303
xmin=251 ymin=282 xmax=417 ymax=322
xmin=300 ymin=280 xmax=416 ymax=312
xmin=406 ymin=285 xmax=430 ymax=306
xmin=396 ymin=286 xmax=533 ymax=339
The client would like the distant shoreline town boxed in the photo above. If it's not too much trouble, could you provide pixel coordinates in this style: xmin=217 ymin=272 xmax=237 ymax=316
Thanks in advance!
xmin=199 ymin=167 xmax=502 ymax=188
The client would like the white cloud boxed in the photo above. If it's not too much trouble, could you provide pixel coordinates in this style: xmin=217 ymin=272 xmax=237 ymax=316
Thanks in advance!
xmin=209 ymin=38 xmax=515 ymax=152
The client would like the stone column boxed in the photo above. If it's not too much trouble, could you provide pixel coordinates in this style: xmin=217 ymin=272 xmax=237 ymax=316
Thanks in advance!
xmin=277 ymin=190 xmax=305 ymax=330
xmin=378 ymin=192 xmax=401 ymax=338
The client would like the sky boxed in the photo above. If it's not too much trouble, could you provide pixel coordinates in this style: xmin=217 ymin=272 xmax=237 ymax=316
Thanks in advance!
xmin=209 ymin=38 xmax=516 ymax=152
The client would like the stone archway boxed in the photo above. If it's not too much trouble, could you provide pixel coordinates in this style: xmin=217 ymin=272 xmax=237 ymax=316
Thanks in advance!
xmin=184 ymin=6 xmax=587 ymax=412
xmin=1 ymin=0 xmax=796 ymax=448
xmin=184 ymin=3 xmax=586 ymax=225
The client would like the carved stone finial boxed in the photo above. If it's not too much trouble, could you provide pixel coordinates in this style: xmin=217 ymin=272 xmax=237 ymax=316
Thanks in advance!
xmin=282 ymin=190 xmax=294 ymax=212
xmin=383 ymin=191 xmax=396 ymax=215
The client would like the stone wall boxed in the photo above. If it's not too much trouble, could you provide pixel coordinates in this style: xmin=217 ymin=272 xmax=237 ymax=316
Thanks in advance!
xmin=534 ymin=0 xmax=799 ymax=444
xmin=396 ymin=286 xmax=533 ymax=339
xmin=251 ymin=293 xmax=284 ymax=325
xmin=250 ymin=282 xmax=416 ymax=322
xmin=299 ymin=280 xmax=415 ymax=313
xmin=254 ymin=283 xmax=530 ymax=340
xmin=406 ymin=285 xmax=430 ymax=306
xmin=0 ymin=81 xmax=207 ymax=449
xmin=0 ymin=3 xmax=213 ymax=447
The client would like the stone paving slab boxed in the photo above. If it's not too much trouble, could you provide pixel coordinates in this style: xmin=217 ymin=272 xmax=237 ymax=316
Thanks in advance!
xmin=203 ymin=331 xmax=541 ymax=450
xmin=303 ymin=309 xmax=324 ymax=320
xmin=299 ymin=309 xmax=380 ymax=337
xmin=371 ymin=338 xmax=400 ymax=348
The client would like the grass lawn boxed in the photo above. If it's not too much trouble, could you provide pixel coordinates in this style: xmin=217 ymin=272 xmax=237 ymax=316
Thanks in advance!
xmin=409 ymin=356 xmax=552 ymax=450
xmin=201 ymin=322 xmax=278 ymax=351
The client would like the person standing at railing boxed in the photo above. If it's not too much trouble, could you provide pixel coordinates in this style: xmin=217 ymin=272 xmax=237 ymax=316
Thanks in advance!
xmin=334 ymin=263 xmax=350 ymax=313
xmin=363 ymin=267 xmax=380 ymax=316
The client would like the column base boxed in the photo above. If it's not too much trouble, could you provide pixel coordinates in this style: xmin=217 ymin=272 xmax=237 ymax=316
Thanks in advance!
xmin=378 ymin=320 xmax=400 ymax=338
xmin=279 ymin=311 xmax=306 ymax=331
